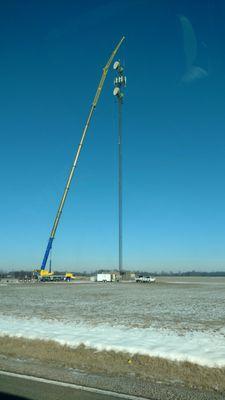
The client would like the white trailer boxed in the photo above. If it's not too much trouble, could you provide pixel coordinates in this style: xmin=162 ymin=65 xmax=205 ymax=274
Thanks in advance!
xmin=97 ymin=273 xmax=112 ymax=282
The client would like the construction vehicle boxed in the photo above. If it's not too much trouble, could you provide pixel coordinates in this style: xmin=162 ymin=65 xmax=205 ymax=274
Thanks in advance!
xmin=36 ymin=272 xmax=75 ymax=282
xmin=64 ymin=273 xmax=76 ymax=282
xmin=36 ymin=37 xmax=125 ymax=278
xmin=34 ymin=268 xmax=54 ymax=280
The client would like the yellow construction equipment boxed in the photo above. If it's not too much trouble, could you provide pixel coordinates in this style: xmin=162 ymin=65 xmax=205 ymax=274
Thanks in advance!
xmin=64 ymin=272 xmax=75 ymax=281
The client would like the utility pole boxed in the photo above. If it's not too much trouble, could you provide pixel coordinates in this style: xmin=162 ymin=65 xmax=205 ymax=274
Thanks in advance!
xmin=113 ymin=61 xmax=126 ymax=275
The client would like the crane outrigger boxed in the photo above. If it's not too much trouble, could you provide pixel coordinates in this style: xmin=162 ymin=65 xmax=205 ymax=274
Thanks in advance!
xmin=36 ymin=37 xmax=125 ymax=279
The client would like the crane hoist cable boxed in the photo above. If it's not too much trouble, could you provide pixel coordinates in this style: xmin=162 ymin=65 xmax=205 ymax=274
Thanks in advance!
xmin=40 ymin=36 xmax=125 ymax=271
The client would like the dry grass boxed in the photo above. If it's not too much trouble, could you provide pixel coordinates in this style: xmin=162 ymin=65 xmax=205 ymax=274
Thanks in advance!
xmin=0 ymin=336 xmax=224 ymax=393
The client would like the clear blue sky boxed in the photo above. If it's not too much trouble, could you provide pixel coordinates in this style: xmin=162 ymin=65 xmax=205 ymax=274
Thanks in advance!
xmin=1 ymin=0 xmax=225 ymax=272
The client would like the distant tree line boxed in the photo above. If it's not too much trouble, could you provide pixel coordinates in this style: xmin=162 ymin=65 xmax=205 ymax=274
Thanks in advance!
xmin=133 ymin=270 xmax=225 ymax=277
xmin=1 ymin=269 xmax=225 ymax=279
xmin=0 ymin=270 xmax=33 ymax=279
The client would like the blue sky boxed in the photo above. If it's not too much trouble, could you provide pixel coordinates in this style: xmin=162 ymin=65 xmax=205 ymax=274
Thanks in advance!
xmin=1 ymin=0 xmax=225 ymax=271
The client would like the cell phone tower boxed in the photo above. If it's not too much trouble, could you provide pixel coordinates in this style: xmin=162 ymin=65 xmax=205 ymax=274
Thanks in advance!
xmin=113 ymin=61 xmax=126 ymax=274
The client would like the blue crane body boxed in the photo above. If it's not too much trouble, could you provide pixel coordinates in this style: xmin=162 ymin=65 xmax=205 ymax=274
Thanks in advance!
xmin=41 ymin=237 xmax=53 ymax=270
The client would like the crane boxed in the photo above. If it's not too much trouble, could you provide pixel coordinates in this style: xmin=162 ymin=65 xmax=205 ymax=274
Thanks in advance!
xmin=37 ymin=37 xmax=125 ymax=278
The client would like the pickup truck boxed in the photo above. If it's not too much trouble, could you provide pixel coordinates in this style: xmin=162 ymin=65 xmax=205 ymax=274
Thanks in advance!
xmin=135 ymin=275 xmax=156 ymax=283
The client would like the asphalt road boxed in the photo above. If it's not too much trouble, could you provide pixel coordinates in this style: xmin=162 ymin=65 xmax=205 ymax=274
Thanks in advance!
xmin=0 ymin=371 xmax=148 ymax=400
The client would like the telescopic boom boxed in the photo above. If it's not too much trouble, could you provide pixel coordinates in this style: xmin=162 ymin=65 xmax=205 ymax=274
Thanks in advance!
xmin=41 ymin=37 xmax=125 ymax=270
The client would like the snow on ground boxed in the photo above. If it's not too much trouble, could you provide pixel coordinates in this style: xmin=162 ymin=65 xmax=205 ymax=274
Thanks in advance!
xmin=0 ymin=315 xmax=225 ymax=368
